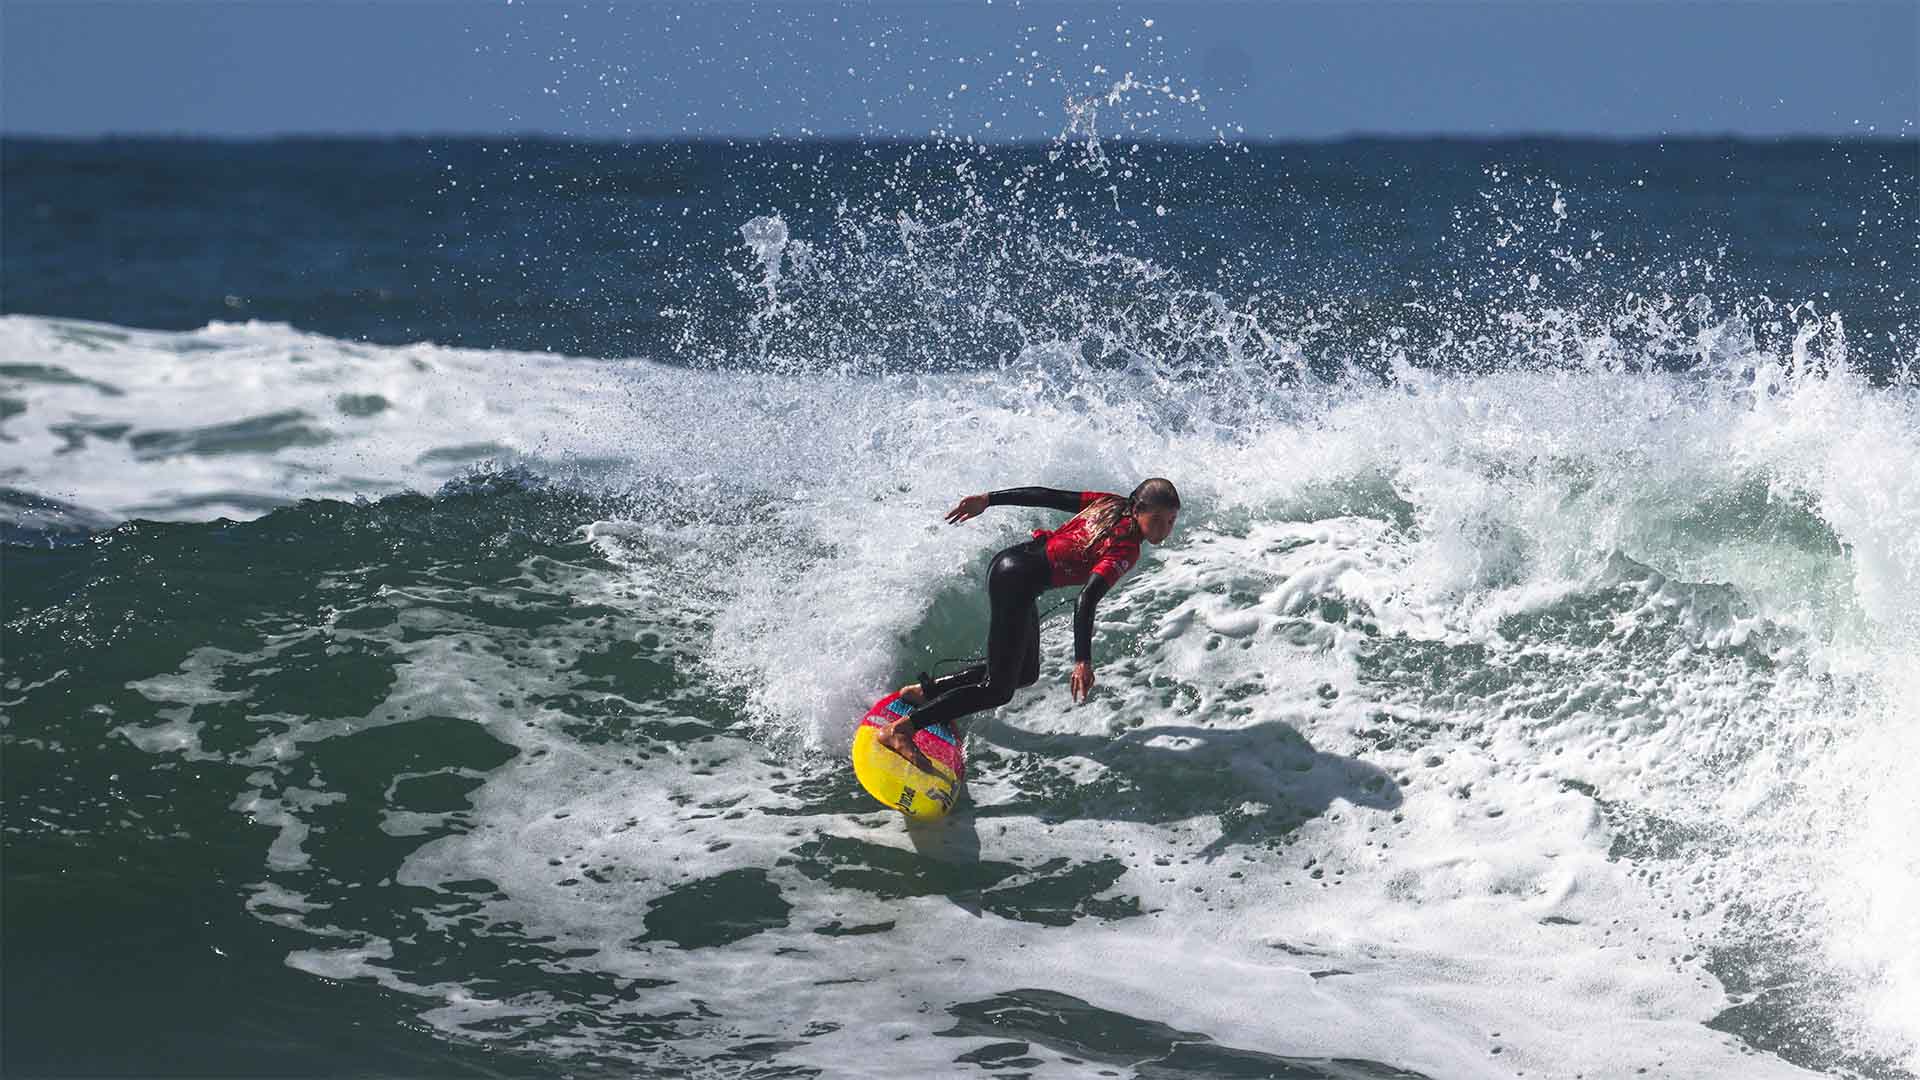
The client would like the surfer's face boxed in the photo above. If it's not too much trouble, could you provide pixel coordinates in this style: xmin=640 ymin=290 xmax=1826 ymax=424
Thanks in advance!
xmin=1137 ymin=506 xmax=1178 ymax=544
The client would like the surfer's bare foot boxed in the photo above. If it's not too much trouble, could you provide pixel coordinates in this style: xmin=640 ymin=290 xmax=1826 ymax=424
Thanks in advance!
xmin=876 ymin=718 xmax=935 ymax=772
xmin=896 ymin=681 xmax=927 ymax=706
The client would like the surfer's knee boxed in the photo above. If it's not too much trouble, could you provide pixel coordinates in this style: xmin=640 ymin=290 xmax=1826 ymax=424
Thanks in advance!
xmin=980 ymin=683 xmax=1018 ymax=707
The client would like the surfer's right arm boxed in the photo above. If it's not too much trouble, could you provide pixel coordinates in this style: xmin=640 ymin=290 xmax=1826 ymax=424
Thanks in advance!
xmin=946 ymin=487 xmax=1083 ymax=524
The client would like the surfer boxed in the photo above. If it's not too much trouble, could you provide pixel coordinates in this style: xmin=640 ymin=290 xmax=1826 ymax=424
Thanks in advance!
xmin=873 ymin=479 xmax=1181 ymax=766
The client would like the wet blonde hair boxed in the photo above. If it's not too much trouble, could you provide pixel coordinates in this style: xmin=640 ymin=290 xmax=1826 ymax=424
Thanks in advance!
xmin=1066 ymin=477 xmax=1180 ymax=552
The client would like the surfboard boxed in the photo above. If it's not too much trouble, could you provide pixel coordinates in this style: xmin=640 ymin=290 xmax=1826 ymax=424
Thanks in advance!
xmin=850 ymin=691 xmax=965 ymax=820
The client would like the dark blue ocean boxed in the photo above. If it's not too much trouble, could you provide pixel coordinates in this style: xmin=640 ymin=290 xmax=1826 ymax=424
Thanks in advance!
xmin=3 ymin=134 xmax=1918 ymax=1079
xmin=7 ymin=137 xmax=1915 ymax=375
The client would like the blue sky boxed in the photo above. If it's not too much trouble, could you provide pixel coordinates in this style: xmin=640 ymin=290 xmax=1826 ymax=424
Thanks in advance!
xmin=4 ymin=1 xmax=1915 ymax=139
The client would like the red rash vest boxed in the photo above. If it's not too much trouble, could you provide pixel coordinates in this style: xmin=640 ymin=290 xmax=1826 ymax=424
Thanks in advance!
xmin=1033 ymin=491 xmax=1143 ymax=588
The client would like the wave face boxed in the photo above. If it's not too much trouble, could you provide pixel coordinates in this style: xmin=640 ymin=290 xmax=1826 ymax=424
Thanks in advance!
xmin=4 ymin=133 xmax=1919 ymax=1079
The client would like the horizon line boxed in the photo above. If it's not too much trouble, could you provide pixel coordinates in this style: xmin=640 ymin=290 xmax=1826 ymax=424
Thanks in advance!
xmin=5 ymin=129 xmax=1916 ymax=146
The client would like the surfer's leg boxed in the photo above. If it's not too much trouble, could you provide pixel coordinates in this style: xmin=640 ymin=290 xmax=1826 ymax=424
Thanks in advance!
xmin=879 ymin=541 xmax=1046 ymax=759
xmin=898 ymin=664 xmax=985 ymax=705
xmin=899 ymin=600 xmax=1027 ymax=730
xmin=1015 ymin=602 xmax=1041 ymax=688
xmin=945 ymin=597 xmax=1041 ymax=736
xmin=898 ymin=545 xmax=1046 ymax=732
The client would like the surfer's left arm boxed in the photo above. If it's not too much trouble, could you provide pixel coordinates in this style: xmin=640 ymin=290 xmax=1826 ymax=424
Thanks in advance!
xmin=1070 ymin=573 xmax=1114 ymax=703
xmin=1070 ymin=536 xmax=1140 ymax=702
xmin=946 ymin=487 xmax=1083 ymax=524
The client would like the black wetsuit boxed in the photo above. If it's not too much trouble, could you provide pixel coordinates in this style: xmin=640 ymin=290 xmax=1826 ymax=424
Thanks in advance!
xmin=905 ymin=487 xmax=1121 ymax=735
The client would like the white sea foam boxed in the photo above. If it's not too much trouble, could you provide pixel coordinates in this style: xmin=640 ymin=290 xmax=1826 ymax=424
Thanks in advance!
xmin=0 ymin=315 xmax=636 ymax=520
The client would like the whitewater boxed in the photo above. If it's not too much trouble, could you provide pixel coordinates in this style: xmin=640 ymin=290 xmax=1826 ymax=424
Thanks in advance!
xmin=6 ymin=256 xmax=1918 ymax=1077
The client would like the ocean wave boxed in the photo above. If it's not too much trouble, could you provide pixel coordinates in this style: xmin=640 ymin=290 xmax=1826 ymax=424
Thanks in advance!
xmin=5 ymin=296 xmax=1917 ymax=1073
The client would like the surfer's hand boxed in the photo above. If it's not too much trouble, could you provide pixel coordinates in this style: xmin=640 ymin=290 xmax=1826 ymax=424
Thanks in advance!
xmin=945 ymin=494 xmax=989 ymax=525
xmin=1070 ymin=661 xmax=1095 ymax=703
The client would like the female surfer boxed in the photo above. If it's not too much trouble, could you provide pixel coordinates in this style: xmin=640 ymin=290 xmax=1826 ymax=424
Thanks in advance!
xmin=874 ymin=479 xmax=1181 ymax=765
